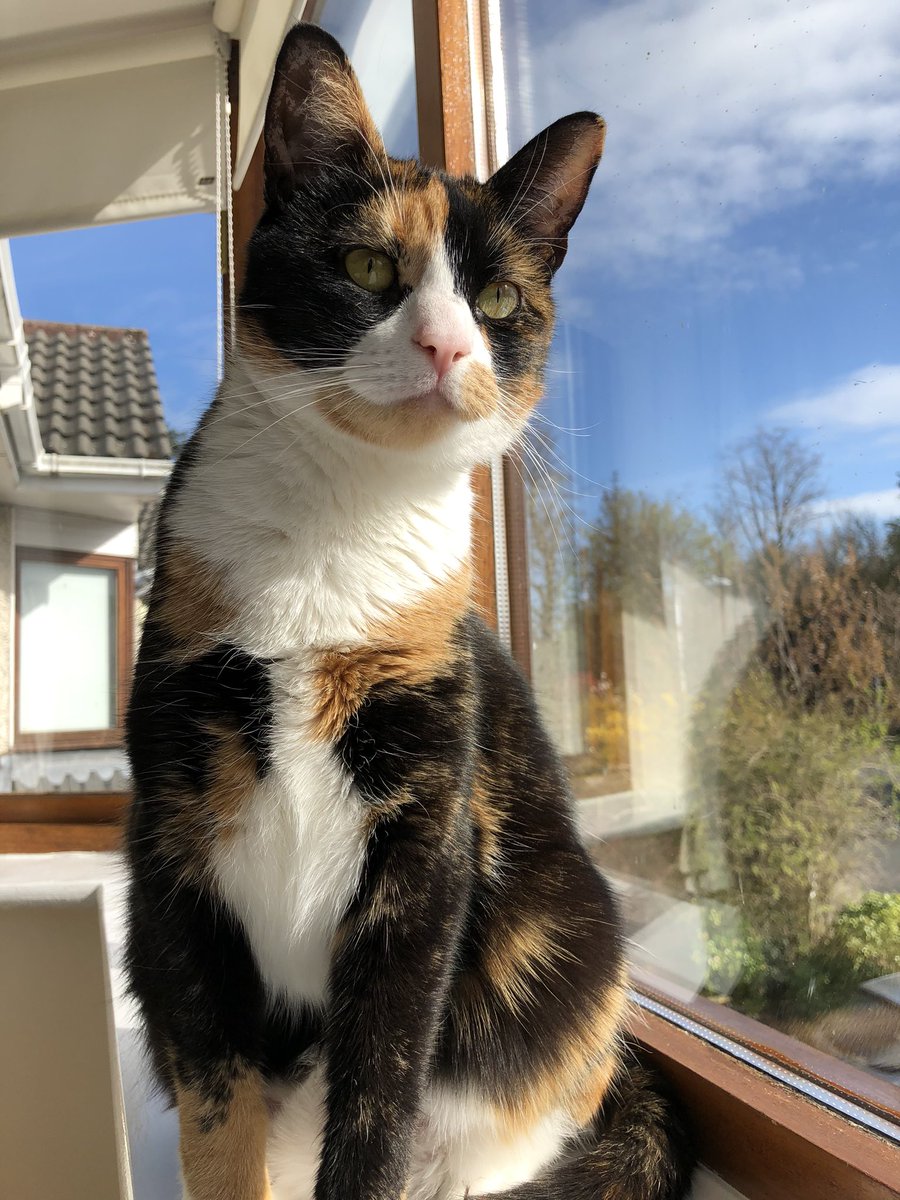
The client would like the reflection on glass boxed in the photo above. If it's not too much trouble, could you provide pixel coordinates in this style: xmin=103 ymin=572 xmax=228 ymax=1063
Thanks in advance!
xmin=502 ymin=0 xmax=900 ymax=1090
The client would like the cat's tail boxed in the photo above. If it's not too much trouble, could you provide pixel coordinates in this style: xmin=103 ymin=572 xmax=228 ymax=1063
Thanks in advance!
xmin=484 ymin=1047 xmax=694 ymax=1200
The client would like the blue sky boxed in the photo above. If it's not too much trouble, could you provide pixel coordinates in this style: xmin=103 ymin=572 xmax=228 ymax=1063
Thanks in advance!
xmin=505 ymin=0 xmax=900 ymax=525
xmin=10 ymin=0 xmax=900 ymax=531
xmin=12 ymin=214 xmax=219 ymax=435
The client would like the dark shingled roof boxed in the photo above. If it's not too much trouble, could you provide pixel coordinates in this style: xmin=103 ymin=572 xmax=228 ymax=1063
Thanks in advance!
xmin=23 ymin=320 xmax=172 ymax=460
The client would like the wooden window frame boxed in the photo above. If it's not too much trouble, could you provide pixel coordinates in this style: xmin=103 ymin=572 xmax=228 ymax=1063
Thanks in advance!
xmin=14 ymin=548 xmax=133 ymax=752
xmin=635 ymin=999 xmax=900 ymax=1200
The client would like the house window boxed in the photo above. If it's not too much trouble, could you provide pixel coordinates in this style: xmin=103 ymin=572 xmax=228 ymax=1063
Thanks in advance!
xmin=497 ymin=0 xmax=900 ymax=1120
xmin=15 ymin=550 xmax=132 ymax=750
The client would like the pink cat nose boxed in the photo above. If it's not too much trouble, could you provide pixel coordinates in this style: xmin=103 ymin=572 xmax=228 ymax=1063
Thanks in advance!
xmin=413 ymin=322 xmax=473 ymax=381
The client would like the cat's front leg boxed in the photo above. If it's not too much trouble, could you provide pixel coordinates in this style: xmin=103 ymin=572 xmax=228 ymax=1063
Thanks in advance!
xmin=176 ymin=1060 xmax=271 ymax=1200
xmin=315 ymin=802 xmax=470 ymax=1200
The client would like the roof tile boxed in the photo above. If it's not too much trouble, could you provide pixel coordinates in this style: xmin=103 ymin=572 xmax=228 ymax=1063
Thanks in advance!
xmin=23 ymin=320 xmax=172 ymax=461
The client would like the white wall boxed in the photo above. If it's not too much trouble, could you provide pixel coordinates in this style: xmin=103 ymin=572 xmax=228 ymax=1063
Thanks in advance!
xmin=14 ymin=507 xmax=136 ymax=558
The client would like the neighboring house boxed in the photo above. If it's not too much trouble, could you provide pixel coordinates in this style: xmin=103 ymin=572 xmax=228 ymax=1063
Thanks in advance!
xmin=0 ymin=242 xmax=171 ymax=792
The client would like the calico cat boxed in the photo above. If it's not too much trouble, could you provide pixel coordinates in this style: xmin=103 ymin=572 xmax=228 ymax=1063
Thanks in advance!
xmin=125 ymin=22 xmax=693 ymax=1200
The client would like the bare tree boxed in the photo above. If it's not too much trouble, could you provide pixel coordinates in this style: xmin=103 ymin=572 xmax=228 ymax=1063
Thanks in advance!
xmin=715 ymin=427 xmax=823 ymax=561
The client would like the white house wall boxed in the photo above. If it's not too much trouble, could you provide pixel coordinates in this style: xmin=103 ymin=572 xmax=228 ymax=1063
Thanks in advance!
xmin=14 ymin=507 xmax=137 ymax=558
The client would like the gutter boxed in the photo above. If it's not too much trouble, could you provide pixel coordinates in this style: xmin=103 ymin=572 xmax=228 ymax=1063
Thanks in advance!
xmin=212 ymin=0 xmax=247 ymax=35
xmin=25 ymin=453 xmax=171 ymax=481
xmin=0 ymin=241 xmax=44 ymax=470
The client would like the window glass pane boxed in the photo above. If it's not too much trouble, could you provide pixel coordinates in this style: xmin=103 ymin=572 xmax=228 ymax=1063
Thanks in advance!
xmin=19 ymin=561 xmax=116 ymax=734
xmin=318 ymin=0 xmax=419 ymax=157
xmin=501 ymin=0 xmax=900 ymax=1095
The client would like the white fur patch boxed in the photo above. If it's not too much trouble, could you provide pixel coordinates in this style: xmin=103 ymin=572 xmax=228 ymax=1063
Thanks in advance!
xmin=415 ymin=1087 xmax=576 ymax=1198
xmin=210 ymin=656 xmax=367 ymax=1003
xmin=169 ymin=366 xmax=477 ymax=652
xmin=267 ymin=1065 xmax=328 ymax=1200
xmin=266 ymin=1076 xmax=576 ymax=1200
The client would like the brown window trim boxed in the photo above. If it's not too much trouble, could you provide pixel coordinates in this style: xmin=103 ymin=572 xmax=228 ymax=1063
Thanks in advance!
xmin=0 ymin=791 xmax=128 ymax=825
xmin=634 ymin=997 xmax=900 ymax=1200
xmin=14 ymin=547 xmax=134 ymax=752
xmin=631 ymin=965 xmax=900 ymax=1127
xmin=413 ymin=0 xmax=498 ymax=631
xmin=0 ymin=792 xmax=127 ymax=852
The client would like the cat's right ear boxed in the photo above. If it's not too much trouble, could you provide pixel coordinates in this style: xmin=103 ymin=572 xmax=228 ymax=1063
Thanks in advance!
xmin=263 ymin=24 xmax=386 ymax=206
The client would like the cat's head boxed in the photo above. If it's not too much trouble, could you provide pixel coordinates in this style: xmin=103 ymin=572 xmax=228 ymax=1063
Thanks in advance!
xmin=238 ymin=24 xmax=604 ymax=470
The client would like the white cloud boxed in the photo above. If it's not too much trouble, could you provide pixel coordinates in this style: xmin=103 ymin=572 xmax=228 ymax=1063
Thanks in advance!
xmin=814 ymin=488 xmax=900 ymax=521
xmin=769 ymin=363 xmax=900 ymax=430
xmin=528 ymin=0 xmax=900 ymax=277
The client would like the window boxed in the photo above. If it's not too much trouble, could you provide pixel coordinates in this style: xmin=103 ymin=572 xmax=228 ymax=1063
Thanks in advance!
xmin=498 ymin=0 xmax=900 ymax=1109
xmin=15 ymin=550 xmax=132 ymax=750
xmin=318 ymin=0 xmax=419 ymax=159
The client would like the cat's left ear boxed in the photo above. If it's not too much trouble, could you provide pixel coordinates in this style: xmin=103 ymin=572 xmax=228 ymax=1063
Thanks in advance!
xmin=263 ymin=23 xmax=386 ymax=205
xmin=488 ymin=112 xmax=606 ymax=273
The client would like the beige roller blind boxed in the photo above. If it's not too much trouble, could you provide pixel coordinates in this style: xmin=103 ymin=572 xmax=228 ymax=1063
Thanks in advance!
xmin=0 ymin=54 xmax=220 ymax=236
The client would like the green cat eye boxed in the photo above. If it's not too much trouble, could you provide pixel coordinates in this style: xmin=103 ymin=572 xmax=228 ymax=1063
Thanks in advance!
xmin=476 ymin=281 xmax=520 ymax=320
xmin=345 ymin=248 xmax=396 ymax=293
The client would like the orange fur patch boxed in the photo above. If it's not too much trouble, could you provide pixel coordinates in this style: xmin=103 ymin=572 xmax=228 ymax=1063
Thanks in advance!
xmin=468 ymin=780 xmax=505 ymax=877
xmin=566 ymin=1054 xmax=620 ymax=1127
xmin=317 ymin=387 xmax=464 ymax=450
xmin=483 ymin=909 xmax=573 ymax=1013
xmin=202 ymin=720 xmax=258 ymax=838
xmin=310 ymin=565 xmax=472 ymax=741
xmin=503 ymin=370 xmax=544 ymax=423
xmin=357 ymin=175 xmax=450 ymax=290
xmin=492 ymin=966 xmax=629 ymax=1136
xmin=177 ymin=1068 xmax=271 ymax=1200
xmin=153 ymin=721 xmax=258 ymax=882
xmin=458 ymin=361 xmax=500 ymax=421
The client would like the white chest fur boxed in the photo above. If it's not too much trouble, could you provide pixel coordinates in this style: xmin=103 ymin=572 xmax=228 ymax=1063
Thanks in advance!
xmin=210 ymin=656 xmax=368 ymax=1004
xmin=169 ymin=367 xmax=476 ymax=656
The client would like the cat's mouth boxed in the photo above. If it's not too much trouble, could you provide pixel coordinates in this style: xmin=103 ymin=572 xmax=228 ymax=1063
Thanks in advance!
xmin=408 ymin=386 xmax=458 ymax=414
xmin=316 ymin=362 xmax=501 ymax=451
xmin=381 ymin=365 xmax=499 ymax=422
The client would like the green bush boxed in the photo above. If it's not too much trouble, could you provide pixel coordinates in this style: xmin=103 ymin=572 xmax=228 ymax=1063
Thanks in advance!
xmin=713 ymin=670 xmax=896 ymax=959
xmin=829 ymin=892 xmax=900 ymax=979
xmin=700 ymin=893 xmax=900 ymax=1021
xmin=691 ymin=660 xmax=900 ymax=1021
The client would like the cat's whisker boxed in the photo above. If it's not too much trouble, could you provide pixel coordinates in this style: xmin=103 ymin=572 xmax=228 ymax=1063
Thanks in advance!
xmin=514 ymin=439 xmax=579 ymax=562
xmin=520 ymin=432 xmax=602 ymax=537
xmin=527 ymin=424 xmax=612 ymax=495
xmin=206 ymin=383 xmax=368 ymax=465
